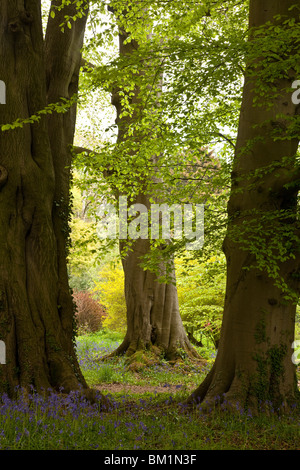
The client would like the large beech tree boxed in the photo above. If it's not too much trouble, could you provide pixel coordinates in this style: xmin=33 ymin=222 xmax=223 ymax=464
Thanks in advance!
xmin=102 ymin=8 xmax=198 ymax=361
xmin=187 ymin=0 xmax=300 ymax=412
xmin=0 ymin=0 xmax=97 ymax=398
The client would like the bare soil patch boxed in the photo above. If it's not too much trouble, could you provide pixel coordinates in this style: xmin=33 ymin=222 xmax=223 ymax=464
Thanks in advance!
xmin=95 ymin=382 xmax=195 ymax=395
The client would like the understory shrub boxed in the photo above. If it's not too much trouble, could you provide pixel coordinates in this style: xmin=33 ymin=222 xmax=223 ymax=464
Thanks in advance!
xmin=176 ymin=255 xmax=226 ymax=348
xmin=93 ymin=262 xmax=127 ymax=333
xmin=73 ymin=290 xmax=106 ymax=335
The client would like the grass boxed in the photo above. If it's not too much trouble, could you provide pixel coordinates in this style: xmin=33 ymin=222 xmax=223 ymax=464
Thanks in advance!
xmin=0 ymin=329 xmax=299 ymax=450
xmin=76 ymin=329 xmax=212 ymax=388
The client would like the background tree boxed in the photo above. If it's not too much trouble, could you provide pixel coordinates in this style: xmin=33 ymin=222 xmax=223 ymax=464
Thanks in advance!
xmin=108 ymin=6 xmax=199 ymax=361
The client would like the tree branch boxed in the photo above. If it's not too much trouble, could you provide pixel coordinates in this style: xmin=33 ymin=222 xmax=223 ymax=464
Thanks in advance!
xmin=217 ymin=132 xmax=236 ymax=149
xmin=80 ymin=58 xmax=96 ymax=72
xmin=72 ymin=146 xmax=94 ymax=156
xmin=71 ymin=146 xmax=113 ymax=178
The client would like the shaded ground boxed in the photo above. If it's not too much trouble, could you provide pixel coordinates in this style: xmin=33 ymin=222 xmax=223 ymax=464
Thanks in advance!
xmin=93 ymin=358 xmax=300 ymax=397
xmin=95 ymin=379 xmax=300 ymax=397
xmin=95 ymin=382 xmax=195 ymax=395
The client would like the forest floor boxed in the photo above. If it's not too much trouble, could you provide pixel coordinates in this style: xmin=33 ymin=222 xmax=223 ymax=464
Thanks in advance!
xmin=0 ymin=330 xmax=299 ymax=451
xmin=95 ymin=381 xmax=195 ymax=394
xmin=74 ymin=330 xmax=300 ymax=450
xmin=96 ymin=376 xmax=299 ymax=396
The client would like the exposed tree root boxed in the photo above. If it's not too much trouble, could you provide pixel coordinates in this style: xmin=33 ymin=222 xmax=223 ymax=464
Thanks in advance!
xmin=99 ymin=335 xmax=202 ymax=366
xmin=184 ymin=362 xmax=300 ymax=416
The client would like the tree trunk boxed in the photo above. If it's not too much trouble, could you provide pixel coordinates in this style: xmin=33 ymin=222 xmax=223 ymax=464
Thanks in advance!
xmin=187 ymin=0 xmax=300 ymax=412
xmin=44 ymin=1 xmax=90 ymax=382
xmin=115 ymin=202 xmax=198 ymax=361
xmin=109 ymin=15 xmax=198 ymax=361
xmin=0 ymin=0 xmax=95 ymax=399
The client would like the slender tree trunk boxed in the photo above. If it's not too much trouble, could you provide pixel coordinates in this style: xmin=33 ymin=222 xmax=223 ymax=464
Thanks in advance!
xmin=187 ymin=0 xmax=300 ymax=412
xmin=0 ymin=0 xmax=96 ymax=399
xmin=109 ymin=17 xmax=198 ymax=361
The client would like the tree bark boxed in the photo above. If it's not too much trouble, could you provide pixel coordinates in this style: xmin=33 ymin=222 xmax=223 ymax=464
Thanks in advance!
xmin=0 ymin=0 xmax=96 ymax=399
xmin=116 ymin=212 xmax=198 ymax=361
xmin=187 ymin=0 xmax=300 ymax=412
xmin=108 ymin=14 xmax=198 ymax=361
xmin=44 ymin=1 xmax=90 ymax=383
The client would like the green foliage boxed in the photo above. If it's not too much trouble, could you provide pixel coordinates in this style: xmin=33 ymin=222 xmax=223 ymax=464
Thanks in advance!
xmin=68 ymin=173 xmax=119 ymax=290
xmin=176 ymin=254 xmax=226 ymax=348
xmin=71 ymin=0 xmax=300 ymax=309
xmin=68 ymin=174 xmax=126 ymax=332
xmin=68 ymin=180 xmax=102 ymax=290
xmin=72 ymin=0 xmax=244 ymax=277
xmin=68 ymin=216 xmax=100 ymax=290
xmin=50 ymin=0 xmax=90 ymax=31
xmin=1 ymin=96 xmax=78 ymax=131
xmin=93 ymin=262 xmax=127 ymax=333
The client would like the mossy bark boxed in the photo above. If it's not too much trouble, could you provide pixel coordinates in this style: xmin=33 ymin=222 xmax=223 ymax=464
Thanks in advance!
xmin=114 ymin=234 xmax=199 ymax=361
xmin=0 ymin=0 xmax=96 ymax=399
